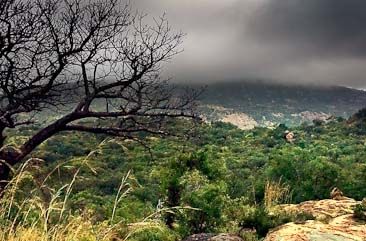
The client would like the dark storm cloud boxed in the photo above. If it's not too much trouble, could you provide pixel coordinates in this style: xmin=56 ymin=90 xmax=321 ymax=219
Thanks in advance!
xmin=249 ymin=0 xmax=366 ymax=58
xmin=132 ymin=0 xmax=366 ymax=88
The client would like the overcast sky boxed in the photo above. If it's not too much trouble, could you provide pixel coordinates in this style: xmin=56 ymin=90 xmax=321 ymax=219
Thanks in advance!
xmin=133 ymin=0 xmax=366 ymax=88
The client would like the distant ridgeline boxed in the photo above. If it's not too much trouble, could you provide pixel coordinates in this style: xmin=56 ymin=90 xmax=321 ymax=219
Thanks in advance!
xmin=32 ymin=81 xmax=366 ymax=128
xmin=185 ymin=81 xmax=366 ymax=128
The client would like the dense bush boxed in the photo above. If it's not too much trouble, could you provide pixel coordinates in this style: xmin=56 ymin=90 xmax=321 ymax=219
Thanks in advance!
xmin=354 ymin=201 xmax=366 ymax=221
xmin=239 ymin=206 xmax=315 ymax=237
xmin=3 ymin=115 xmax=366 ymax=240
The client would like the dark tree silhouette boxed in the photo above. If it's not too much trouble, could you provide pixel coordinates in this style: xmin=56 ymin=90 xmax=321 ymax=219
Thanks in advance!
xmin=0 ymin=0 xmax=197 ymax=191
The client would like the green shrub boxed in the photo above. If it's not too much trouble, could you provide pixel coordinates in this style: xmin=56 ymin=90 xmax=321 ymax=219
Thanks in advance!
xmin=128 ymin=227 xmax=178 ymax=241
xmin=354 ymin=203 xmax=366 ymax=221
xmin=239 ymin=206 xmax=314 ymax=237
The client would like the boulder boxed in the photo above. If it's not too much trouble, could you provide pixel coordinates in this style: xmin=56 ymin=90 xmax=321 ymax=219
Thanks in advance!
xmin=280 ymin=198 xmax=359 ymax=219
xmin=284 ymin=131 xmax=295 ymax=143
xmin=265 ymin=198 xmax=366 ymax=241
xmin=330 ymin=187 xmax=348 ymax=200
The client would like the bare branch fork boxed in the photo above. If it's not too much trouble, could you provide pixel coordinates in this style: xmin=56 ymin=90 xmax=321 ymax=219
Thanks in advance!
xmin=0 ymin=0 xmax=199 ymax=191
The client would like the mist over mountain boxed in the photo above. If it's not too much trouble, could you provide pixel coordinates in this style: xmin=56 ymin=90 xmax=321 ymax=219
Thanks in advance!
xmin=187 ymin=81 xmax=366 ymax=127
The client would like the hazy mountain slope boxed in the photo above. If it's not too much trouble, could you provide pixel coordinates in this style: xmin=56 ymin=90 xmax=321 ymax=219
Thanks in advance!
xmin=32 ymin=81 xmax=366 ymax=128
xmin=188 ymin=81 xmax=366 ymax=126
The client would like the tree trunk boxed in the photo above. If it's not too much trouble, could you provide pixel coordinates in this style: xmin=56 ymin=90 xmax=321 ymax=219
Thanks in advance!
xmin=0 ymin=113 xmax=81 ymax=196
xmin=0 ymin=146 xmax=23 ymax=195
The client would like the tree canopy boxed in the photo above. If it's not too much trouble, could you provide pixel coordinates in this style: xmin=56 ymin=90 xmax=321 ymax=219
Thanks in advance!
xmin=0 ymin=0 xmax=196 ymax=189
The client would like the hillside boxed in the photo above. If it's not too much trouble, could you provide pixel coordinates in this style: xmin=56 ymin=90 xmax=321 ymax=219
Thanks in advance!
xmin=29 ymin=81 xmax=366 ymax=128
xmin=2 ymin=82 xmax=366 ymax=240
xmin=2 ymin=113 xmax=366 ymax=240
xmin=190 ymin=81 xmax=366 ymax=127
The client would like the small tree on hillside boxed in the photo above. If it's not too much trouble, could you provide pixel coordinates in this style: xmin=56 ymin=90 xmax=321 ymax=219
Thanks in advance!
xmin=0 ymin=0 xmax=197 ymax=191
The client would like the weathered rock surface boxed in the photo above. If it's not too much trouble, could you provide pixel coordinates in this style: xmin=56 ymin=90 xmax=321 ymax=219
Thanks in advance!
xmin=183 ymin=233 xmax=243 ymax=241
xmin=221 ymin=113 xmax=257 ymax=130
xmin=265 ymin=198 xmax=366 ymax=241
xmin=280 ymin=198 xmax=359 ymax=219
xmin=202 ymin=105 xmax=258 ymax=130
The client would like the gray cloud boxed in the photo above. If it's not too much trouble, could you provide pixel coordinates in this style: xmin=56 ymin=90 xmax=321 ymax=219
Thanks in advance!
xmin=132 ymin=0 xmax=366 ymax=88
xmin=249 ymin=0 xmax=366 ymax=58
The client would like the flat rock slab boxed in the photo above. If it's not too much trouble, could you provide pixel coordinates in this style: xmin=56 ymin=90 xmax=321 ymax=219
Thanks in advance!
xmin=280 ymin=198 xmax=360 ymax=219
xmin=265 ymin=198 xmax=366 ymax=241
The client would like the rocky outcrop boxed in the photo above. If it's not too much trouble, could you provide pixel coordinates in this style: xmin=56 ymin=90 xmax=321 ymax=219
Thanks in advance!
xmin=330 ymin=187 xmax=347 ymax=201
xmin=221 ymin=113 xmax=257 ymax=130
xmin=208 ymin=234 xmax=243 ymax=241
xmin=284 ymin=131 xmax=295 ymax=143
xmin=291 ymin=111 xmax=332 ymax=123
xmin=264 ymin=198 xmax=366 ymax=241
xmin=183 ymin=233 xmax=243 ymax=241
xmin=280 ymin=198 xmax=358 ymax=219
xmin=201 ymin=105 xmax=258 ymax=130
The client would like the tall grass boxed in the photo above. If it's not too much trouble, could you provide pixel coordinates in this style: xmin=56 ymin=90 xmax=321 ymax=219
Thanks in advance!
xmin=0 ymin=139 xmax=178 ymax=241
xmin=111 ymin=170 xmax=132 ymax=223
xmin=0 ymin=156 xmax=122 ymax=241
xmin=264 ymin=179 xmax=291 ymax=209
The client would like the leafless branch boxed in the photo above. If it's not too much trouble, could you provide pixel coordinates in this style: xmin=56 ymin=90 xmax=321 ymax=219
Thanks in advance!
xmin=0 ymin=0 xmax=200 ymax=181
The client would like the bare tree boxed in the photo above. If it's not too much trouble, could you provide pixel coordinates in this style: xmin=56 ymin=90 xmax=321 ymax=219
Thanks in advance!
xmin=0 ymin=0 xmax=197 ymax=191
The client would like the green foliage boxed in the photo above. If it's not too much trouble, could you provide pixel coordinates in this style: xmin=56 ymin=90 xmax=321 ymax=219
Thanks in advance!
xmin=5 ymin=112 xmax=366 ymax=239
xmin=239 ymin=206 xmax=315 ymax=238
xmin=127 ymin=227 xmax=179 ymax=241
xmin=180 ymin=182 xmax=227 ymax=234
xmin=353 ymin=202 xmax=366 ymax=221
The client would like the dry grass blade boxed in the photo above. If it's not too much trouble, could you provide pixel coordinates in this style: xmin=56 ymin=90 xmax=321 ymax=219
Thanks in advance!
xmin=264 ymin=179 xmax=292 ymax=209
xmin=111 ymin=170 xmax=132 ymax=223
